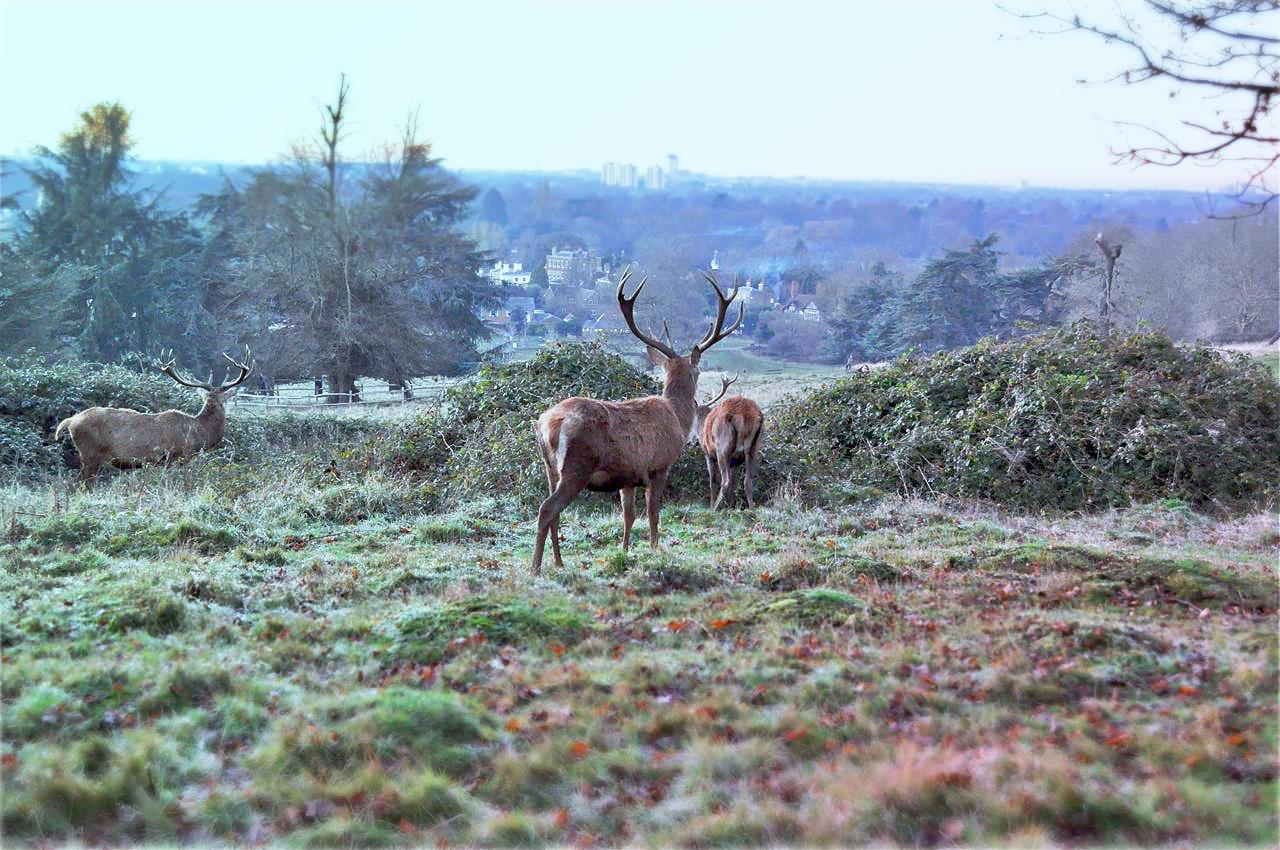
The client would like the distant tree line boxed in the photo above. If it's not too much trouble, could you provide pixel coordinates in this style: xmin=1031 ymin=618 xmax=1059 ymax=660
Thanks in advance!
xmin=2 ymin=77 xmax=1276 ymax=378
xmin=0 ymin=80 xmax=500 ymax=395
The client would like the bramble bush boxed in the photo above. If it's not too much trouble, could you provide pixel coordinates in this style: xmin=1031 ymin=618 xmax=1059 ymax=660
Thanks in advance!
xmin=385 ymin=340 xmax=673 ymax=510
xmin=9 ymin=326 xmax=1277 ymax=515
xmin=0 ymin=355 xmax=196 ymax=477
xmin=0 ymin=353 xmax=382 ymax=480
xmin=766 ymin=321 xmax=1280 ymax=512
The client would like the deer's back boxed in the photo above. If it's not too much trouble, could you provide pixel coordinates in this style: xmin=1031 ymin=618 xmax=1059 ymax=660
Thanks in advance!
xmin=699 ymin=396 xmax=763 ymax=458
xmin=62 ymin=406 xmax=212 ymax=463
xmin=538 ymin=395 xmax=687 ymax=487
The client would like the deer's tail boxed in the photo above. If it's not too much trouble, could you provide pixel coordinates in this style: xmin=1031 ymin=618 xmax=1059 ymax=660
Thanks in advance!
xmin=54 ymin=417 xmax=73 ymax=440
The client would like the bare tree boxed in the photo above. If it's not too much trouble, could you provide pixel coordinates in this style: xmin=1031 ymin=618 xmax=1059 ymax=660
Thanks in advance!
xmin=1094 ymin=231 xmax=1124 ymax=330
xmin=1006 ymin=1 xmax=1279 ymax=215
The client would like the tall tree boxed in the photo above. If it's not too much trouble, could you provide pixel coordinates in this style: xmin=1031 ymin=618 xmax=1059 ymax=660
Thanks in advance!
xmin=200 ymin=78 xmax=499 ymax=395
xmin=879 ymin=235 xmax=1067 ymax=356
xmin=4 ymin=102 xmax=203 ymax=363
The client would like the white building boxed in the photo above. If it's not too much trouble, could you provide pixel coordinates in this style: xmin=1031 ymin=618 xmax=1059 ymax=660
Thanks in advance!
xmin=482 ymin=260 xmax=531 ymax=287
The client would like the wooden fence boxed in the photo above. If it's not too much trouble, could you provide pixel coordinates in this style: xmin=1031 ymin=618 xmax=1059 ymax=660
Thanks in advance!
xmin=233 ymin=378 xmax=465 ymax=410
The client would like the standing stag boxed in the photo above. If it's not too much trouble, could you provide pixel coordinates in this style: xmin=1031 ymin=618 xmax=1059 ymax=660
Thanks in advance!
xmin=54 ymin=349 xmax=254 ymax=485
xmin=693 ymin=375 xmax=764 ymax=509
xmin=531 ymin=268 xmax=743 ymax=574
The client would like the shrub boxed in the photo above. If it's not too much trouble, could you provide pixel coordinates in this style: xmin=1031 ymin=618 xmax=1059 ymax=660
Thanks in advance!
xmin=384 ymin=340 xmax=661 ymax=509
xmin=0 ymin=353 xmax=385 ymax=477
xmin=0 ymin=355 xmax=195 ymax=477
xmin=766 ymin=322 xmax=1279 ymax=512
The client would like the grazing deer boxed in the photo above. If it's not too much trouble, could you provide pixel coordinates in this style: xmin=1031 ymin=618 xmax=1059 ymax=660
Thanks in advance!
xmin=531 ymin=268 xmax=743 ymax=574
xmin=54 ymin=349 xmax=254 ymax=485
xmin=693 ymin=376 xmax=764 ymax=509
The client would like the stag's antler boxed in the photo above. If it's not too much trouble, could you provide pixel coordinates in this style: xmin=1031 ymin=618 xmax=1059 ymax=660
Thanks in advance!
xmin=157 ymin=347 xmax=254 ymax=392
xmin=617 ymin=266 xmax=682 ymax=359
xmin=691 ymin=271 xmax=744 ymax=363
xmin=703 ymin=374 xmax=738 ymax=406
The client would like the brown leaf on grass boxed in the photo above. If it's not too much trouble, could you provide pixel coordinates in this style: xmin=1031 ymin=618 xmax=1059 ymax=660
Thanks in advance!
xmin=399 ymin=818 xmax=419 ymax=836
xmin=505 ymin=717 xmax=523 ymax=732
xmin=1104 ymin=730 xmax=1132 ymax=748
xmin=554 ymin=808 xmax=570 ymax=828
xmin=709 ymin=618 xmax=736 ymax=630
xmin=784 ymin=727 xmax=809 ymax=743
xmin=570 ymin=740 xmax=590 ymax=757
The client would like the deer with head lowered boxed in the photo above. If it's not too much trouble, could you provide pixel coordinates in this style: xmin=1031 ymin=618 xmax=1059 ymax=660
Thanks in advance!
xmin=531 ymin=268 xmax=743 ymax=574
xmin=54 ymin=348 xmax=254 ymax=485
xmin=693 ymin=375 xmax=764 ymax=510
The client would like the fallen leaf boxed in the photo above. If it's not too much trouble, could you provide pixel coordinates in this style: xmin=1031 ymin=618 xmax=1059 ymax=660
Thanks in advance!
xmin=554 ymin=808 xmax=569 ymax=828
xmin=570 ymin=740 xmax=590 ymax=757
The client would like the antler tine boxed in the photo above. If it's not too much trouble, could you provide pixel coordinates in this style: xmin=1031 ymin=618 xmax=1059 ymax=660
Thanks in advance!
xmin=217 ymin=346 xmax=255 ymax=391
xmin=692 ymin=271 xmax=745 ymax=357
xmin=157 ymin=355 xmax=212 ymax=391
xmin=705 ymin=373 xmax=738 ymax=406
xmin=617 ymin=265 xmax=681 ymax=359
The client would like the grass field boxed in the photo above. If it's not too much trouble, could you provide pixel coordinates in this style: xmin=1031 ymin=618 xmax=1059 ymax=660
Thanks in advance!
xmin=1 ymin=363 xmax=1277 ymax=848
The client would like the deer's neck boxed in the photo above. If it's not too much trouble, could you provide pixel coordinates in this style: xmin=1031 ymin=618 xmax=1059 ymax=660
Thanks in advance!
xmin=662 ymin=367 xmax=699 ymax=433
xmin=196 ymin=394 xmax=227 ymax=446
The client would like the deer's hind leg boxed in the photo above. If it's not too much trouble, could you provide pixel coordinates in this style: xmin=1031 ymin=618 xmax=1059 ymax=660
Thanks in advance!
xmin=711 ymin=419 xmax=736 ymax=510
xmin=532 ymin=422 xmax=566 ymax=573
xmin=743 ymin=426 xmax=763 ymax=509
xmin=620 ymin=486 xmax=636 ymax=552
xmin=643 ymin=469 xmax=670 ymax=550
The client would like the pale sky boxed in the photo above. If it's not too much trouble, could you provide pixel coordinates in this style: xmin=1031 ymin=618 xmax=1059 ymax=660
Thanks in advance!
xmin=0 ymin=0 xmax=1267 ymax=192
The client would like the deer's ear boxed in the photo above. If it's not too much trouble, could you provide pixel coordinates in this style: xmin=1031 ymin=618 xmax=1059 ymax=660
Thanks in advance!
xmin=646 ymin=346 xmax=668 ymax=367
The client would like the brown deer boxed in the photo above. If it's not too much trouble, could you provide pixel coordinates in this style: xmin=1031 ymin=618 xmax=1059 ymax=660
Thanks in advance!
xmin=531 ymin=268 xmax=743 ymax=574
xmin=54 ymin=349 xmax=254 ymax=485
xmin=693 ymin=375 xmax=764 ymax=509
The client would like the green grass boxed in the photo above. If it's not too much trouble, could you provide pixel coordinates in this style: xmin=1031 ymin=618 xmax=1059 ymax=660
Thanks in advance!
xmin=2 ymin=444 xmax=1276 ymax=848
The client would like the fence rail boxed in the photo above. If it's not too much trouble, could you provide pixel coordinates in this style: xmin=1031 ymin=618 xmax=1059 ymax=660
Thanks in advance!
xmin=233 ymin=379 xmax=465 ymax=409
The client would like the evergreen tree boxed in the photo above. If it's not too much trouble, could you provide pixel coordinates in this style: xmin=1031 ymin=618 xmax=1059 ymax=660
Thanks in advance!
xmin=5 ymin=102 xmax=204 ymax=363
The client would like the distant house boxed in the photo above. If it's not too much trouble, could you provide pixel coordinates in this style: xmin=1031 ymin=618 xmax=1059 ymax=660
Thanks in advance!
xmin=504 ymin=296 xmax=535 ymax=316
xmin=483 ymin=309 xmax=516 ymax=334
xmin=781 ymin=299 xmax=822 ymax=321
xmin=545 ymin=247 xmax=601 ymax=287
xmin=482 ymin=260 xmax=532 ymax=287
xmin=584 ymin=310 xmax=629 ymax=341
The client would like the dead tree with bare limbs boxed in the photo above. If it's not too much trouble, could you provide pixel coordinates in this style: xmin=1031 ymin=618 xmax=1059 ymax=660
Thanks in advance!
xmin=1094 ymin=232 xmax=1124 ymax=331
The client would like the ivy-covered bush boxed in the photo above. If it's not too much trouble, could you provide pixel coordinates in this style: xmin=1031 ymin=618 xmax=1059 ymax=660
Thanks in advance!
xmin=767 ymin=322 xmax=1280 ymax=512
xmin=0 ymin=356 xmax=197 ymax=476
xmin=385 ymin=340 xmax=672 ymax=510
xmin=0 ymin=354 xmax=384 ymax=479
